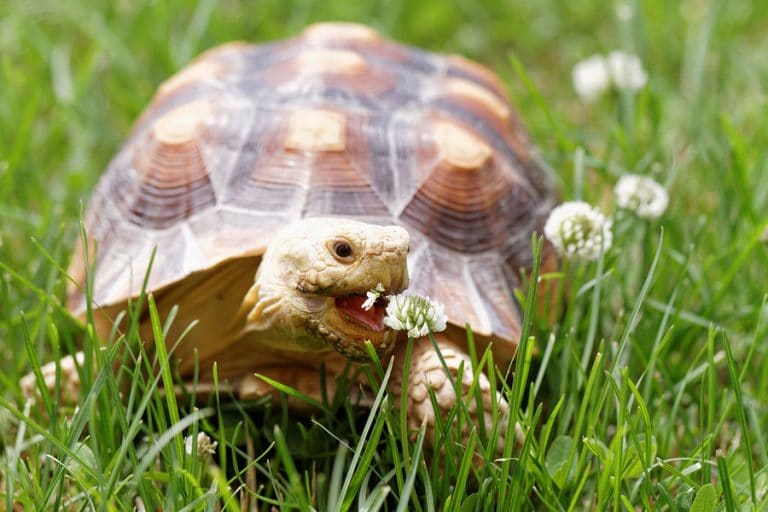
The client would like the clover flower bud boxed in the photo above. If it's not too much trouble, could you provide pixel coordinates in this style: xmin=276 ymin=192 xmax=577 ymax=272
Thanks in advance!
xmin=606 ymin=51 xmax=647 ymax=92
xmin=572 ymin=54 xmax=611 ymax=102
xmin=615 ymin=174 xmax=669 ymax=219
xmin=184 ymin=432 xmax=218 ymax=457
xmin=573 ymin=51 xmax=647 ymax=101
xmin=544 ymin=201 xmax=613 ymax=261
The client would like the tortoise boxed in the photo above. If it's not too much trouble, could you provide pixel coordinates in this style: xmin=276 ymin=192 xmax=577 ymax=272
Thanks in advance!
xmin=22 ymin=22 xmax=557 ymax=448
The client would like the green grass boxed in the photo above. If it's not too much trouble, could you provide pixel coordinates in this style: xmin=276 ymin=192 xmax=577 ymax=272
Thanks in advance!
xmin=2 ymin=0 xmax=768 ymax=509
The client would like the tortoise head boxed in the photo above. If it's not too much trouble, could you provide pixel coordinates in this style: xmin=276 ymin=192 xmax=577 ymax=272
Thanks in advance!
xmin=242 ymin=217 xmax=409 ymax=360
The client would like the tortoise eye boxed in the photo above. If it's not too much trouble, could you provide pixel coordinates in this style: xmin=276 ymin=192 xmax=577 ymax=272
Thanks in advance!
xmin=331 ymin=240 xmax=354 ymax=262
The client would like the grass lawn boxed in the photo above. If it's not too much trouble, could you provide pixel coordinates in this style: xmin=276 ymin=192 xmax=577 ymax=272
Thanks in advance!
xmin=2 ymin=0 xmax=768 ymax=509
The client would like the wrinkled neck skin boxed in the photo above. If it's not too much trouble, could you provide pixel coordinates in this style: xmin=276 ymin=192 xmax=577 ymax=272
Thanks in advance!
xmin=238 ymin=217 xmax=410 ymax=361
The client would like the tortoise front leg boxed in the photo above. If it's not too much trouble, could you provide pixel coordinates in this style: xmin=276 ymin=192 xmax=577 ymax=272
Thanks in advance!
xmin=390 ymin=335 xmax=510 ymax=455
xmin=19 ymin=352 xmax=85 ymax=405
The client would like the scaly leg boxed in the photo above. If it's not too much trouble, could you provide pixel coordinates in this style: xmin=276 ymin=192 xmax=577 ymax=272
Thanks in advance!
xmin=19 ymin=352 xmax=84 ymax=405
xmin=390 ymin=335 xmax=511 ymax=456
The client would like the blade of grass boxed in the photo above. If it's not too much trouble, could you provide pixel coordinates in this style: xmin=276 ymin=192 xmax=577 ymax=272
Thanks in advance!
xmin=395 ymin=422 xmax=425 ymax=512
xmin=133 ymin=408 xmax=211 ymax=483
xmin=610 ymin=229 xmax=664 ymax=377
xmin=721 ymin=330 xmax=756 ymax=506
xmin=253 ymin=373 xmax=329 ymax=414
xmin=716 ymin=451 xmax=736 ymax=510
xmin=339 ymin=358 xmax=394 ymax=511
xmin=445 ymin=428 xmax=477 ymax=512
xmin=147 ymin=294 xmax=184 ymax=462
xmin=272 ymin=424 xmax=312 ymax=509
xmin=508 ymin=53 xmax=573 ymax=152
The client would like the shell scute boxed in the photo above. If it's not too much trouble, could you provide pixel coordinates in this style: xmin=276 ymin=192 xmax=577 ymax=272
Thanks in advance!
xmin=126 ymin=101 xmax=217 ymax=230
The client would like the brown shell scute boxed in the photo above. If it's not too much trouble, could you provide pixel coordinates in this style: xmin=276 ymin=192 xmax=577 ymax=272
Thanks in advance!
xmin=126 ymin=100 xmax=217 ymax=229
xmin=399 ymin=118 xmax=539 ymax=254
xmin=70 ymin=22 xmax=557 ymax=352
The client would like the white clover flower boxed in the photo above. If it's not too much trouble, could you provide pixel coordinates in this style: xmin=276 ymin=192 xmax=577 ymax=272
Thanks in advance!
xmin=184 ymin=432 xmax=217 ymax=457
xmin=572 ymin=54 xmax=611 ymax=102
xmin=383 ymin=293 xmax=447 ymax=338
xmin=544 ymin=201 xmax=613 ymax=261
xmin=616 ymin=3 xmax=634 ymax=20
xmin=614 ymin=174 xmax=669 ymax=219
xmin=760 ymin=225 xmax=768 ymax=244
xmin=361 ymin=282 xmax=386 ymax=311
xmin=606 ymin=51 xmax=647 ymax=92
xmin=573 ymin=51 xmax=648 ymax=101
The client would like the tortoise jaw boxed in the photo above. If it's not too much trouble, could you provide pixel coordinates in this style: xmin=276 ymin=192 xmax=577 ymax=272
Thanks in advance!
xmin=312 ymin=292 xmax=402 ymax=361
xmin=334 ymin=294 xmax=388 ymax=332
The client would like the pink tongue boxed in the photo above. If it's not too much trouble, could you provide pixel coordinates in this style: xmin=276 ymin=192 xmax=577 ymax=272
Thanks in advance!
xmin=335 ymin=295 xmax=387 ymax=331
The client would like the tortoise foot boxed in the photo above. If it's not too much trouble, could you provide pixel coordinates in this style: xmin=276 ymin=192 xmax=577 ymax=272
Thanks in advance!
xmin=19 ymin=352 xmax=84 ymax=405
xmin=394 ymin=337 xmax=510 ymax=457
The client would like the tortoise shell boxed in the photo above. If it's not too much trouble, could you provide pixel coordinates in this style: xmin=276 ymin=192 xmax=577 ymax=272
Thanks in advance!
xmin=69 ymin=22 xmax=557 ymax=363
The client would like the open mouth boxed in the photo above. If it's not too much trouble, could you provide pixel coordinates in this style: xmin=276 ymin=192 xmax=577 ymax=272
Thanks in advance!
xmin=334 ymin=294 xmax=389 ymax=331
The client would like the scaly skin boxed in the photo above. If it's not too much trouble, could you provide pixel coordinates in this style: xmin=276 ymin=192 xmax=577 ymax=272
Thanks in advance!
xmin=390 ymin=335 xmax=511 ymax=456
xmin=239 ymin=217 xmax=410 ymax=360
